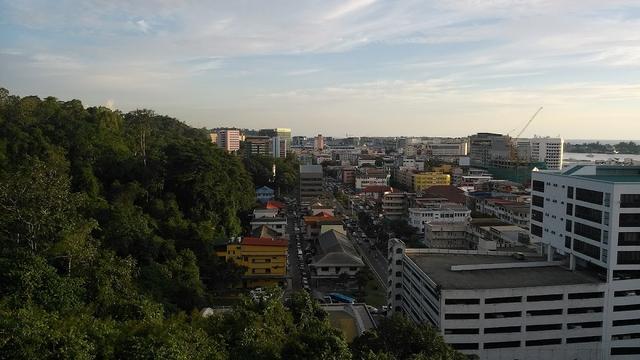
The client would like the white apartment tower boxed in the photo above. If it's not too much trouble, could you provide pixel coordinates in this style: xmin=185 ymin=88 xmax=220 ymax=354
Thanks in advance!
xmin=530 ymin=165 xmax=640 ymax=358
xmin=517 ymin=137 xmax=564 ymax=170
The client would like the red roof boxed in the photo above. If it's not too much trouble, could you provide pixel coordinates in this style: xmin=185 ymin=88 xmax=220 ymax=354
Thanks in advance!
xmin=265 ymin=200 xmax=285 ymax=209
xmin=241 ymin=237 xmax=288 ymax=247
xmin=362 ymin=185 xmax=393 ymax=193
xmin=422 ymin=185 xmax=466 ymax=204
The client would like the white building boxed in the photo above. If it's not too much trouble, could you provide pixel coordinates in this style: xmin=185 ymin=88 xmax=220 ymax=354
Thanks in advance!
xmin=388 ymin=242 xmax=608 ymax=360
xmin=530 ymin=165 xmax=640 ymax=359
xmin=518 ymin=137 xmax=564 ymax=170
xmin=408 ymin=204 xmax=470 ymax=234
xmin=355 ymin=176 xmax=389 ymax=191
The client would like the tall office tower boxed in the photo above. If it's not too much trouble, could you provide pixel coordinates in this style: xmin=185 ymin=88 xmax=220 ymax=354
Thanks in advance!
xmin=216 ymin=129 xmax=240 ymax=152
xmin=468 ymin=133 xmax=511 ymax=167
xmin=270 ymin=137 xmax=287 ymax=158
xmin=315 ymin=134 xmax=324 ymax=151
xmin=259 ymin=128 xmax=292 ymax=147
xmin=243 ymin=135 xmax=271 ymax=156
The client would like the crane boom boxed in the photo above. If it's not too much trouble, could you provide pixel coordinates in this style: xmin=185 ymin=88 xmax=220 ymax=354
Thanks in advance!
xmin=514 ymin=106 xmax=543 ymax=140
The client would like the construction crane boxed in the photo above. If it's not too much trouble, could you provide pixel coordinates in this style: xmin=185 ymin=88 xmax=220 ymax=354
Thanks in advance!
xmin=510 ymin=107 xmax=543 ymax=185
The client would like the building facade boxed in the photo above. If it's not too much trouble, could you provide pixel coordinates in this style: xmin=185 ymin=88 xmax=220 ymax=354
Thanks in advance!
xmin=408 ymin=204 xmax=471 ymax=234
xmin=217 ymin=237 xmax=288 ymax=288
xmin=299 ymin=165 xmax=323 ymax=203
xmin=388 ymin=241 xmax=609 ymax=360
xmin=530 ymin=165 xmax=640 ymax=358
xmin=216 ymin=129 xmax=241 ymax=152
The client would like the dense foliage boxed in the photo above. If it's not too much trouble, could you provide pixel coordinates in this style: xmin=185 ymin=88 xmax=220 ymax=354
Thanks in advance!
xmin=242 ymin=153 xmax=300 ymax=196
xmin=565 ymin=141 xmax=640 ymax=154
xmin=0 ymin=88 xmax=461 ymax=359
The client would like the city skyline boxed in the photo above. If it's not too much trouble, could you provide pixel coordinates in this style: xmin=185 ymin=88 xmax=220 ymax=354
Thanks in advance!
xmin=1 ymin=1 xmax=639 ymax=138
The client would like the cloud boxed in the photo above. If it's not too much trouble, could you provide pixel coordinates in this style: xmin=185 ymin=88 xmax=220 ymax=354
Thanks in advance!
xmin=286 ymin=68 xmax=322 ymax=76
xmin=135 ymin=19 xmax=150 ymax=33
xmin=323 ymin=0 xmax=377 ymax=21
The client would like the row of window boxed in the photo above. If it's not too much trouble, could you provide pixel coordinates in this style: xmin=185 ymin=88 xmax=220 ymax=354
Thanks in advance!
xmin=444 ymin=292 xmax=604 ymax=306
xmin=451 ymin=336 xmax=602 ymax=350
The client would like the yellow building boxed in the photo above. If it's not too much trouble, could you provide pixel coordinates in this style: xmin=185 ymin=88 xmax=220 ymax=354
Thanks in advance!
xmin=412 ymin=172 xmax=451 ymax=192
xmin=216 ymin=237 xmax=288 ymax=288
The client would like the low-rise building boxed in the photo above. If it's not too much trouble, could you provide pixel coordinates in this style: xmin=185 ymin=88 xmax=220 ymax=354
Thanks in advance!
xmin=382 ymin=192 xmax=411 ymax=220
xmin=310 ymin=230 xmax=365 ymax=286
xmin=300 ymin=165 xmax=323 ymax=202
xmin=424 ymin=221 xmax=471 ymax=249
xmin=217 ymin=237 xmax=288 ymax=288
xmin=408 ymin=204 xmax=471 ymax=234
xmin=250 ymin=216 xmax=287 ymax=237
xmin=256 ymin=186 xmax=275 ymax=204
xmin=397 ymin=169 xmax=451 ymax=192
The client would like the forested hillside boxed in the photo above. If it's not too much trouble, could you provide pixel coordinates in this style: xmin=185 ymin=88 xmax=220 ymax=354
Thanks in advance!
xmin=0 ymin=88 xmax=462 ymax=359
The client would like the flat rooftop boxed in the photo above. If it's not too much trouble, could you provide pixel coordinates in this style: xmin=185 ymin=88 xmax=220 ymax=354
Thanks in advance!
xmin=406 ymin=253 xmax=601 ymax=290
xmin=559 ymin=165 xmax=640 ymax=183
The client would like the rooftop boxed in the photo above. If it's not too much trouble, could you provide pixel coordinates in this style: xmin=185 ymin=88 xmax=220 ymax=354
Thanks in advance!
xmin=558 ymin=165 xmax=640 ymax=183
xmin=241 ymin=237 xmax=288 ymax=247
xmin=300 ymin=164 xmax=323 ymax=173
xmin=406 ymin=252 xmax=601 ymax=290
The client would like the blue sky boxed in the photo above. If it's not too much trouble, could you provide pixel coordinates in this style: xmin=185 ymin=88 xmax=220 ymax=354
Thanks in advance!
xmin=1 ymin=0 xmax=639 ymax=138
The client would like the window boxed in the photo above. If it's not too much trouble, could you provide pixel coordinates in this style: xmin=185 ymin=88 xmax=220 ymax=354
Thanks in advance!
xmin=602 ymin=249 xmax=608 ymax=263
xmin=576 ymin=188 xmax=603 ymax=205
xmin=527 ymin=294 xmax=563 ymax=302
xmin=613 ymin=318 xmax=640 ymax=327
xmin=621 ymin=194 xmax=640 ymax=208
xmin=567 ymin=321 xmax=602 ymax=329
xmin=485 ymin=296 xmax=521 ymax=304
xmin=566 ymin=203 xmax=573 ymax=216
xmin=484 ymin=326 xmax=521 ymax=334
xmin=527 ymin=309 xmax=563 ymax=316
xmin=526 ymin=339 xmax=561 ymax=347
xmin=618 ymin=251 xmax=640 ymax=265
xmin=574 ymin=239 xmax=600 ymax=260
xmin=565 ymin=236 xmax=572 ymax=249
xmin=619 ymin=232 xmax=640 ymax=246
xmin=531 ymin=224 xmax=543 ymax=237
xmin=568 ymin=291 xmax=603 ymax=299
xmin=445 ymin=313 xmax=479 ymax=320
xmin=614 ymin=304 xmax=640 ymax=312
xmin=574 ymin=222 xmax=601 ymax=242
xmin=526 ymin=324 xmax=562 ymax=331
xmin=484 ymin=341 xmax=521 ymax=349
xmin=568 ymin=307 xmax=603 ymax=314
xmin=604 ymin=212 xmax=610 ymax=226
xmin=620 ymin=213 xmax=640 ymax=227
xmin=567 ymin=186 xmax=574 ymax=198
xmin=485 ymin=311 xmax=521 ymax=319
xmin=567 ymin=336 xmax=601 ymax=344
xmin=603 ymin=230 xmax=609 ymax=245
xmin=566 ymin=220 xmax=573 ymax=232
xmin=532 ymin=195 xmax=544 ymax=208
xmin=611 ymin=348 xmax=640 ymax=356
xmin=445 ymin=298 xmax=479 ymax=305
xmin=531 ymin=209 xmax=543 ymax=223
xmin=575 ymin=205 xmax=602 ymax=224
xmin=532 ymin=180 xmax=545 ymax=192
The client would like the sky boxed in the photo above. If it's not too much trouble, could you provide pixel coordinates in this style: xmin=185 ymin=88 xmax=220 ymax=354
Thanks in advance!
xmin=1 ymin=0 xmax=639 ymax=138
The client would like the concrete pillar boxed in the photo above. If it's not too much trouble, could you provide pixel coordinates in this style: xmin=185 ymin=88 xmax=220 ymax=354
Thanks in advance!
xmin=546 ymin=244 xmax=554 ymax=261
xmin=569 ymin=253 xmax=576 ymax=270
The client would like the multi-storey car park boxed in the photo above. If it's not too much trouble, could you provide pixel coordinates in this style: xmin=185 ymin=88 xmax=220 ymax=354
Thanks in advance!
xmin=388 ymin=165 xmax=640 ymax=360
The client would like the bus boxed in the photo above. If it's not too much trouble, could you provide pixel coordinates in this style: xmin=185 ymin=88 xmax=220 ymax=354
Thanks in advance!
xmin=328 ymin=292 xmax=355 ymax=304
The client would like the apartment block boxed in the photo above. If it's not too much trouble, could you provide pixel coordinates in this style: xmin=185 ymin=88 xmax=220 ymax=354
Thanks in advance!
xmin=397 ymin=169 xmax=451 ymax=192
xmin=530 ymin=165 xmax=640 ymax=358
xmin=216 ymin=129 xmax=241 ymax=152
xmin=408 ymin=204 xmax=471 ymax=234
xmin=217 ymin=237 xmax=288 ymax=288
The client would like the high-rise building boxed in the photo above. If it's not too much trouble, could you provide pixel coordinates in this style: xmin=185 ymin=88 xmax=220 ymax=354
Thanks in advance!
xmin=243 ymin=135 xmax=271 ymax=156
xmin=209 ymin=132 xmax=218 ymax=144
xmin=315 ymin=134 xmax=324 ymax=151
xmin=469 ymin=133 xmax=511 ymax=167
xmin=529 ymin=165 xmax=640 ymax=358
xmin=270 ymin=137 xmax=287 ymax=159
xmin=521 ymin=137 xmax=564 ymax=170
xmin=216 ymin=129 xmax=240 ymax=152
xmin=259 ymin=128 xmax=292 ymax=147
xmin=299 ymin=165 xmax=323 ymax=203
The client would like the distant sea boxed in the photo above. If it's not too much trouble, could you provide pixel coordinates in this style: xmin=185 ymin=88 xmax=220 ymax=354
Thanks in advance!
xmin=564 ymin=152 xmax=640 ymax=162
xmin=566 ymin=139 xmax=640 ymax=145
